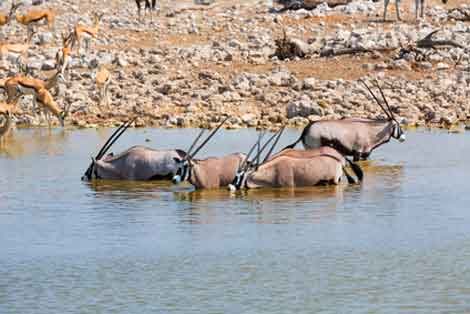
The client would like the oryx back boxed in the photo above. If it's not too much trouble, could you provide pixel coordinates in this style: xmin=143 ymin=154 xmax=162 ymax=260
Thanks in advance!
xmin=191 ymin=153 xmax=247 ymax=189
xmin=95 ymin=146 xmax=186 ymax=180
xmin=302 ymin=119 xmax=395 ymax=157
xmin=246 ymin=154 xmax=344 ymax=189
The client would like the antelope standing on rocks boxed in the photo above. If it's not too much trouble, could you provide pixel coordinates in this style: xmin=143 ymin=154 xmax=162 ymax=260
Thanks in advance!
xmin=55 ymin=31 xmax=73 ymax=77
xmin=96 ymin=65 xmax=110 ymax=107
xmin=15 ymin=3 xmax=55 ymax=37
xmin=229 ymin=131 xmax=363 ymax=191
xmin=72 ymin=13 xmax=104 ymax=55
xmin=383 ymin=0 xmax=448 ymax=21
xmin=0 ymin=2 xmax=22 ymax=30
xmin=14 ymin=78 xmax=68 ymax=127
xmin=82 ymin=119 xmax=191 ymax=181
xmin=284 ymin=80 xmax=405 ymax=161
xmin=4 ymin=69 xmax=66 ymax=107
xmin=0 ymin=29 xmax=36 ymax=64
xmin=0 ymin=96 xmax=22 ymax=143
xmin=171 ymin=118 xmax=248 ymax=190
xmin=135 ymin=0 xmax=157 ymax=22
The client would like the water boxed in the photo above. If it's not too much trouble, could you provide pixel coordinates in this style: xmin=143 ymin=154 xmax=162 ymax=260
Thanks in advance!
xmin=1 ymin=128 xmax=470 ymax=313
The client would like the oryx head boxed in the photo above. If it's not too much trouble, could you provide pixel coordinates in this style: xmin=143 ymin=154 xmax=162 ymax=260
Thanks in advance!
xmin=82 ymin=118 xmax=135 ymax=181
xmin=360 ymin=79 xmax=406 ymax=143
xmin=172 ymin=117 xmax=229 ymax=185
xmin=229 ymin=126 xmax=286 ymax=191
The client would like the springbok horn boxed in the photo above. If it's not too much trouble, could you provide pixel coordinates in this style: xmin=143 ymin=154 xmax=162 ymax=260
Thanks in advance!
xmin=374 ymin=80 xmax=397 ymax=122
xmin=239 ymin=131 xmax=266 ymax=172
xmin=99 ymin=117 xmax=136 ymax=159
xmin=189 ymin=116 xmax=229 ymax=159
xmin=185 ymin=128 xmax=206 ymax=158
xmin=359 ymin=79 xmax=392 ymax=120
xmin=261 ymin=125 xmax=286 ymax=165
xmin=96 ymin=118 xmax=135 ymax=160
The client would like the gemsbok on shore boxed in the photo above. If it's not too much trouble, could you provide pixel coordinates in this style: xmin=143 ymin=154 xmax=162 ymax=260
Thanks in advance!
xmin=171 ymin=117 xmax=248 ymax=190
xmin=82 ymin=119 xmax=189 ymax=181
xmin=284 ymin=80 xmax=405 ymax=161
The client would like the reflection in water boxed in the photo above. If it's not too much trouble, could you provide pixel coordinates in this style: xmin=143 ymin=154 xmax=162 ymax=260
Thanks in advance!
xmin=0 ymin=128 xmax=69 ymax=158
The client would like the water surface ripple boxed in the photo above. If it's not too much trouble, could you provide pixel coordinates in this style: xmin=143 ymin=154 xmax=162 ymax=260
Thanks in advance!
xmin=1 ymin=128 xmax=470 ymax=314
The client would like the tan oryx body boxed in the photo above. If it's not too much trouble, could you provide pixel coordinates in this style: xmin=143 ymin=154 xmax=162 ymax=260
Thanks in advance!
xmin=72 ymin=13 xmax=104 ymax=55
xmin=229 ymin=149 xmax=363 ymax=191
xmin=172 ymin=117 xmax=243 ymax=189
xmin=173 ymin=153 xmax=247 ymax=189
xmin=284 ymin=80 xmax=405 ymax=161
xmin=245 ymin=154 xmax=346 ymax=189
xmin=229 ymin=130 xmax=363 ymax=191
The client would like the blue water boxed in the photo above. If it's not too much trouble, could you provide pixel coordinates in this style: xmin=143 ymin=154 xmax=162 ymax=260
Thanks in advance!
xmin=1 ymin=128 xmax=470 ymax=313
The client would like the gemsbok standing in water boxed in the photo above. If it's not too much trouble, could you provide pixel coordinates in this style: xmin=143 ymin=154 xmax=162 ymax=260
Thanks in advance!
xmin=171 ymin=117 xmax=248 ymax=190
xmin=82 ymin=119 xmax=188 ymax=181
xmin=229 ymin=129 xmax=363 ymax=191
xmin=284 ymin=80 xmax=405 ymax=161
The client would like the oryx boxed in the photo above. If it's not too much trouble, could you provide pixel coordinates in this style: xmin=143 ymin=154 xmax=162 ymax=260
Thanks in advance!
xmin=229 ymin=129 xmax=363 ymax=191
xmin=82 ymin=119 xmax=187 ymax=181
xmin=172 ymin=118 xmax=248 ymax=190
xmin=284 ymin=80 xmax=406 ymax=161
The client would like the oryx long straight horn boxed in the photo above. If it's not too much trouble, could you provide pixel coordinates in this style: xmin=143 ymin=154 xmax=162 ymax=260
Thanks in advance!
xmin=189 ymin=116 xmax=229 ymax=159
xmin=99 ymin=117 xmax=136 ymax=160
xmin=262 ymin=126 xmax=286 ymax=165
xmin=359 ymin=79 xmax=392 ymax=120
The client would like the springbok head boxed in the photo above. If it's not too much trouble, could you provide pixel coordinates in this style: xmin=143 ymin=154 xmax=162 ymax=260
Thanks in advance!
xmin=81 ymin=118 xmax=135 ymax=181
xmin=360 ymin=79 xmax=405 ymax=143
xmin=172 ymin=117 xmax=229 ymax=185
xmin=229 ymin=126 xmax=285 ymax=191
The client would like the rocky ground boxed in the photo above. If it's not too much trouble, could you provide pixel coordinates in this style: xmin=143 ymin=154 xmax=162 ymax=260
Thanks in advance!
xmin=1 ymin=0 xmax=470 ymax=130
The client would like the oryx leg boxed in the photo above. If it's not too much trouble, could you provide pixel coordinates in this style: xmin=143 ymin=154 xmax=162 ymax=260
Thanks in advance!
xmin=395 ymin=0 xmax=402 ymax=21
xmin=383 ymin=0 xmax=390 ymax=20
xmin=419 ymin=0 xmax=425 ymax=18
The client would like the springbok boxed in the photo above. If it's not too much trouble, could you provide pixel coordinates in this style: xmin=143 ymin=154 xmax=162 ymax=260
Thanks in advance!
xmin=15 ymin=3 xmax=55 ymax=37
xmin=284 ymin=80 xmax=405 ymax=161
xmin=384 ymin=0 xmax=448 ymax=21
xmin=0 ymin=96 xmax=22 ymax=142
xmin=14 ymin=78 xmax=68 ymax=127
xmin=229 ymin=131 xmax=363 ymax=191
xmin=82 ymin=119 xmax=191 ymax=181
xmin=55 ymin=31 xmax=73 ymax=77
xmin=0 ymin=2 xmax=22 ymax=27
xmin=171 ymin=118 xmax=248 ymax=190
xmin=72 ymin=12 xmax=104 ymax=55
xmin=135 ymin=0 xmax=157 ymax=21
xmin=4 ymin=69 xmax=66 ymax=107
xmin=96 ymin=65 xmax=110 ymax=107
xmin=0 ymin=29 xmax=36 ymax=63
